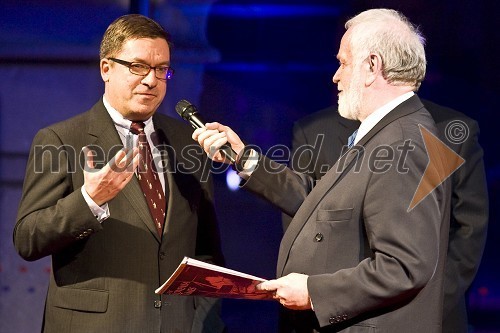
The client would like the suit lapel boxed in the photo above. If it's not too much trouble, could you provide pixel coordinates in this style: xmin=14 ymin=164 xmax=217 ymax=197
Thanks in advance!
xmin=356 ymin=95 xmax=424 ymax=147
xmin=87 ymin=101 xmax=161 ymax=242
xmin=277 ymin=95 xmax=425 ymax=275
xmin=277 ymin=145 xmax=364 ymax=275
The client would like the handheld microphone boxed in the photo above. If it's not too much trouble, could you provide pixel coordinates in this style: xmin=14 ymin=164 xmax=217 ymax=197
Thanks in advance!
xmin=175 ymin=99 xmax=237 ymax=164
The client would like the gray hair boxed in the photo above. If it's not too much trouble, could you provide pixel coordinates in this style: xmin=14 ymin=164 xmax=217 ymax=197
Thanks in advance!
xmin=346 ymin=9 xmax=426 ymax=90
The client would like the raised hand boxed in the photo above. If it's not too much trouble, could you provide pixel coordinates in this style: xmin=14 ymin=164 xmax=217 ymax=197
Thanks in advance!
xmin=83 ymin=147 xmax=140 ymax=206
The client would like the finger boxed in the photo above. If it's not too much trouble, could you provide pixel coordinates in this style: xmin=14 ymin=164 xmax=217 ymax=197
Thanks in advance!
xmin=117 ymin=150 xmax=129 ymax=168
xmin=120 ymin=147 xmax=140 ymax=173
xmin=257 ymin=280 xmax=278 ymax=291
xmin=120 ymin=154 xmax=140 ymax=182
xmin=196 ymin=128 xmax=222 ymax=145
xmin=201 ymin=132 xmax=227 ymax=152
xmin=129 ymin=150 xmax=141 ymax=173
xmin=205 ymin=131 xmax=227 ymax=146
xmin=207 ymin=137 xmax=230 ymax=158
xmin=83 ymin=147 xmax=95 ymax=170
xmin=204 ymin=122 xmax=222 ymax=130
xmin=108 ymin=149 xmax=128 ymax=172
xmin=207 ymin=123 xmax=234 ymax=138
xmin=219 ymin=124 xmax=233 ymax=134
xmin=192 ymin=127 xmax=206 ymax=141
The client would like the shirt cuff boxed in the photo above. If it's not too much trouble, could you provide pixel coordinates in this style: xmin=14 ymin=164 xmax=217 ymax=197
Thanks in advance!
xmin=237 ymin=149 xmax=259 ymax=180
xmin=81 ymin=186 xmax=110 ymax=222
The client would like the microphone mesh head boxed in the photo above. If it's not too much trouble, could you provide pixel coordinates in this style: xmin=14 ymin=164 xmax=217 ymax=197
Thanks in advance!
xmin=175 ymin=100 xmax=191 ymax=118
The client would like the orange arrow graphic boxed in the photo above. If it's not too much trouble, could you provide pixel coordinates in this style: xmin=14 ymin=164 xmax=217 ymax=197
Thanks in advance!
xmin=408 ymin=125 xmax=465 ymax=211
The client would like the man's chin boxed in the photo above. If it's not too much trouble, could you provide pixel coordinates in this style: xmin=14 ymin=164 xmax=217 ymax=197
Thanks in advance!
xmin=338 ymin=107 xmax=357 ymax=121
xmin=128 ymin=106 xmax=157 ymax=121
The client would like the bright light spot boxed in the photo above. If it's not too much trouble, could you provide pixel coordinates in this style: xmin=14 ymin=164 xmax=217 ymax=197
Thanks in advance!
xmin=226 ymin=168 xmax=240 ymax=191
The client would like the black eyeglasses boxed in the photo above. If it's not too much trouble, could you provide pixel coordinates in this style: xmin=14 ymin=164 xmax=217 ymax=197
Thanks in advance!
xmin=108 ymin=58 xmax=174 ymax=80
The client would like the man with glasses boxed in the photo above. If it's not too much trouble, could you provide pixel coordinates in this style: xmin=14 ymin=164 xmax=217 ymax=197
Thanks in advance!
xmin=107 ymin=58 xmax=174 ymax=81
xmin=14 ymin=14 xmax=225 ymax=333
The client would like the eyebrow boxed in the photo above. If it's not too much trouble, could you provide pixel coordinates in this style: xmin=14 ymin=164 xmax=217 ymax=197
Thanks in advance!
xmin=130 ymin=58 xmax=171 ymax=66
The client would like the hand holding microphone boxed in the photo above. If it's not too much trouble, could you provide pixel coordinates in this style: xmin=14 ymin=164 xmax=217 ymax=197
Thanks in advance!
xmin=175 ymin=100 xmax=245 ymax=164
xmin=194 ymin=123 xmax=245 ymax=164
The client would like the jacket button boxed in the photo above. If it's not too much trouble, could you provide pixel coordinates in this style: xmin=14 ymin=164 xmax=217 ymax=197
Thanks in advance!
xmin=154 ymin=300 xmax=162 ymax=308
xmin=159 ymin=252 xmax=166 ymax=260
xmin=329 ymin=316 xmax=335 ymax=324
xmin=314 ymin=233 xmax=323 ymax=242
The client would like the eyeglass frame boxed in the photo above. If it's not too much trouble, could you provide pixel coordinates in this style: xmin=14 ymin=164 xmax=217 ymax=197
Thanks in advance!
xmin=108 ymin=58 xmax=174 ymax=80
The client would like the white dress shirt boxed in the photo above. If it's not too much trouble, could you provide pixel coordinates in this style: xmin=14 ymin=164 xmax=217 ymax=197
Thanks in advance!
xmin=82 ymin=96 xmax=166 ymax=222
xmin=353 ymin=91 xmax=414 ymax=145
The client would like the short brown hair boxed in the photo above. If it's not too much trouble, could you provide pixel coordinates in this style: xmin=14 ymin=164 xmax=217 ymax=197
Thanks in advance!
xmin=99 ymin=14 xmax=172 ymax=60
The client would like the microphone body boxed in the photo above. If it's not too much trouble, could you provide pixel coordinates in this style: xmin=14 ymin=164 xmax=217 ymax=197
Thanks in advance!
xmin=175 ymin=100 xmax=237 ymax=164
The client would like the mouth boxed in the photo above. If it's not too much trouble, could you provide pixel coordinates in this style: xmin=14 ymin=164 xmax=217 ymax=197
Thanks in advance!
xmin=136 ymin=92 xmax=157 ymax=98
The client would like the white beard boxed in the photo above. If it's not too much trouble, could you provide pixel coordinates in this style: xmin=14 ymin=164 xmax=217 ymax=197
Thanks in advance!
xmin=338 ymin=68 xmax=363 ymax=121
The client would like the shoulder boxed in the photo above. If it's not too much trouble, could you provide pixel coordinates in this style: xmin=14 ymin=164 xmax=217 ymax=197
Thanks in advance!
xmin=153 ymin=112 xmax=195 ymax=138
xmin=152 ymin=112 xmax=204 ymax=154
xmin=421 ymin=99 xmax=477 ymax=127
xmin=370 ymin=101 xmax=434 ymax=151
xmin=36 ymin=100 xmax=106 ymax=141
xmin=294 ymin=106 xmax=358 ymax=134
xmin=296 ymin=106 xmax=339 ymax=129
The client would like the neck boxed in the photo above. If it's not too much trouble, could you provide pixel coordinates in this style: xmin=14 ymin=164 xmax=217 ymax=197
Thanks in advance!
xmin=358 ymin=85 xmax=414 ymax=121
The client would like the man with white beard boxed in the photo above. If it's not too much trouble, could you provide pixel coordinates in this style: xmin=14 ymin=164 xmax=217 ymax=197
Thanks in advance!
xmin=193 ymin=8 xmax=451 ymax=333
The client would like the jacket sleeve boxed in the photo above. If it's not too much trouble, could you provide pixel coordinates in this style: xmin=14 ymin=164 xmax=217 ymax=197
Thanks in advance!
xmin=442 ymin=118 xmax=488 ymax=316
xmin=281 ymin=121 xmax=312 ymax=231
xmin=14 ymin=128 xmax=102 ymax=261
xmin=242 ymin=152 xmax=315 ymax=217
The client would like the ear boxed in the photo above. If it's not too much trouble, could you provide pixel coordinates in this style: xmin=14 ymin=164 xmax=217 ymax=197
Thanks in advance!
xmin=100 ymin=58 xmax=111 ymax=82
xmin=365 ymin=53 xmax=381 ymax=86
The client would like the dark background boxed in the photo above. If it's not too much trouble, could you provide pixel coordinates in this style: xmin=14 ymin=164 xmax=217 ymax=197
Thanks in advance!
xmin=0 ymin=0 xmax=498 ymax=332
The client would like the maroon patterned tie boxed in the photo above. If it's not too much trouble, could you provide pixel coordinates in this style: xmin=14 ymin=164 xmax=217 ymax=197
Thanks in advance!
xmin=130 ymin=122 xmax=166 ymax=237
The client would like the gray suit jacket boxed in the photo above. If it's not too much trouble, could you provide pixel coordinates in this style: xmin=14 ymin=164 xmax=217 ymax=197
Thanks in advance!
xmin=286 ymin=100 xmax=488 ymax=333
xmin=14 ymin=99 xmax=225 ymax=333
xmin=245 ymin=96 xmax=451 ymax=332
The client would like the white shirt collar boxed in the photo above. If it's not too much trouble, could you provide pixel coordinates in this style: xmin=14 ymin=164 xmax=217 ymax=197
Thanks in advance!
xmin=354 ymin=91 xmax=414 ymax=145
xmin=102 ymin=95 xmax=153 ymax=134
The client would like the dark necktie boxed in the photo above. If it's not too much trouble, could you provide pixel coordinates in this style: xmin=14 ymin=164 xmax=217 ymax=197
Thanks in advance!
xmin=130 ymin=122 xmax=166 ymax=237
xmin=347 ymin=129 xmax=358 ymax=148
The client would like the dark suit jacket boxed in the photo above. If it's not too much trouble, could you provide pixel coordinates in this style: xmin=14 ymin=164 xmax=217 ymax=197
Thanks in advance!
xmin=14 ymin=99 xmax=225 ymax=333
xmin=245 ymin=96 xmax=451 ymax=332
xmin=285 ymin=100 xmax=488 ymax=333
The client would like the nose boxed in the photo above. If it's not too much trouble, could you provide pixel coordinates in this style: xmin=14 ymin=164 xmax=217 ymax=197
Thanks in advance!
xmin=141 ymin=69 xmax=158 ymax=88
xmin=332 ymin=67 xmax=340 ymax=84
